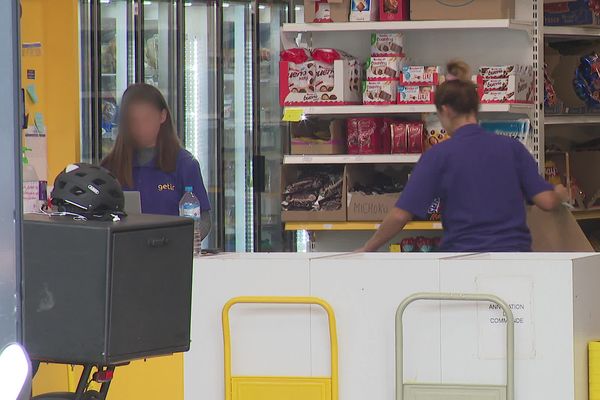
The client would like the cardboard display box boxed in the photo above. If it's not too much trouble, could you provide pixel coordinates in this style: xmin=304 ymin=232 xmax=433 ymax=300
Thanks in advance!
xmin=527 ymin=206 xmax=594 ymax=252
xmin=281 ymin=165 xmax=347 ymax=222
xmin=346 ymin=165 xmax=407 ymax=221
xmin=304 ymin=0 xmax=350 ymax=23
xmin=280 ymin=59 xmax=362 ymax=106
xmin=411 ymin=0 xmax=514 ymax=21
xmin=291 ymin=119 xmax=346 ymax=155
xmin=544 ymin=0 xmax=600 ymax=26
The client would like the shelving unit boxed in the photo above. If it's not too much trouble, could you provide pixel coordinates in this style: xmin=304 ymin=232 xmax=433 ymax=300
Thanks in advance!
xmin=572 ymin=209 xmax=600 ymax=221
xmin=284 ymin=154 xmax=420 ymax=165
xmin=285 ymin=221 xmax=442 ymax=231
xmin=544 ymin=25 xmax=600 ymax=38
xmin=286 ymin=103 xmax=534 ymax=117
xmin=545 ymin=115 xmax=600 ymax=125
xmin=282 ymin=19 xmax=533 ymax=34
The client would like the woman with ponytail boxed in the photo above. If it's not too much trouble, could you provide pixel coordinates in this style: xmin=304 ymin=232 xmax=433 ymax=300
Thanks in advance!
xmin=360 ymin=61 xmax=568 ymax=252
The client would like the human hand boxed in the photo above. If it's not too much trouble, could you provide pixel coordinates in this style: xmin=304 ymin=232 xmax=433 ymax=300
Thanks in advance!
xmin=554 ymin=184 xmax=569 ymax=203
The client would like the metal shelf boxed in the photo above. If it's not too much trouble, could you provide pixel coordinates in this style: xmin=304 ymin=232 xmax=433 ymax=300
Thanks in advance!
xmin=545 ymin=25 xmax=600 ymax=38
xmin=288 ymin=103 xmax=534 ymax=116
xmin=545 ymin=115 xmax=600 ymax=125
xmin=283 ymin=19 xmax=533 ymax=33
xmin=572 ymin=209 xmax=600 ymax=221
xmin=284 ymin=221 xmax=442 ymax=231
xmin=283 ymin=154 xmax=420 ymax=165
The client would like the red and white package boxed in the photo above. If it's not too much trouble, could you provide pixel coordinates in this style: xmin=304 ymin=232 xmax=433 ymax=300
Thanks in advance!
xmin=370 ymin=33 xmax=404 ymax=56
xmin=312 ymin=48 xmax=354 ymax=93
xmin=477 ymin=74 xmax=534 ymax=104
xmin=313 ymin=0 xmax=334 ymax=23
xmin=280 ymin=48 xmax=312 ymax=64
xmin=366 ymin=56 xmax=405 ymax=81
xmin=397 ymin=85 xmax=435 ymax=104
xmin=478 ymin=65 xmax=531 ymax=80
xmin=407 ymin=122 xmax=424 ymax=153
xmin=391 ymin=123 xmax=408 ymax=154
xmin=363 ymin=81 xmax=397 ymax=104
xmin=286 ymin=61 xmax=315 ymax=94
xmin=347 ymin=118 xmax=360 ymax=155
xmin=399 ymin=66 xmax=442 ymax=86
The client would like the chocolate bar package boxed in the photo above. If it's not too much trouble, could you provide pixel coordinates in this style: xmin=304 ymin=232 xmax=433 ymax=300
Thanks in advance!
xmin=397 ymin=85 xmax=435 ymax=104
xmin=350 ymin=0 xmax=378 ymax=21
xmin=400 ymin=66 xmax=442 ymax=86
xmin=366 ymin=56 xmax=405 ymax=81
xmin=363 ymin=80 xmax=397 ymax=104
xmin=370 ymin=33 xmax=404 ymax=56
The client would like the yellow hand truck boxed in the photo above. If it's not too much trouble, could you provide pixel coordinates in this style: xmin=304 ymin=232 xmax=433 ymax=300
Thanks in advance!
xmin=222 ymin=296 xmax=338 ymax=400
xmin=396 ymin=293 xmax=515 ymax=400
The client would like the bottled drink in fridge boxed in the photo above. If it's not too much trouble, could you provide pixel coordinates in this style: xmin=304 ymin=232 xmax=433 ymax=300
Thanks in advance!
xmin=179 ymin=186 xmax=202 ymax=255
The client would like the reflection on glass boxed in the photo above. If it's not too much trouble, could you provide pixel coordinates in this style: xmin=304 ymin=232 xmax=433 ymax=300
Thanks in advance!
xmin=257 ymin=2 xmax=288 ymax=251
xmin=99 ymin=0 xmax=135 ymax=158
xmin=223 ymin=1 xmax=253 ymax=252
xmin=184 ymin=1 xmax=219 ymax=250
xmin=143 ymin=0 xmax=177 ymax=114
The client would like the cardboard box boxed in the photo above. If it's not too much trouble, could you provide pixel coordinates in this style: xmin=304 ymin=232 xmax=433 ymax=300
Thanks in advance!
xmin=371 ymin=33 xmax=404 ymax=56
xmin=291 ymin=120 xmax=346 ymax=155
xmin=527 ymin=206 xmax=594 ymax=252
xmin=477 ymin=74 xmax=535 ymax=104
xmin=544 ymin=0 xmax=600 ymax=26
xmin=366 ymin=56 xmax=405 ymax=81
xmin=281 ymin=165 xmax=347 ymax=222
xmin=411 ymin=0 xmax=514 ymax=20
xmin=280 ymin=59 xmax=362 ymax=106
xmin=350 ymin=0 xmax=378 ymax=21
xmin=346 ymin=165 xmax=406 ymax=221
xmin=363 ymin=80 xmax=397 ymax=104
xmin=304 ymin=0 xmax=350 ymax=23
xmin=379 ymin=0 xmax=409 ymax=21
xmin=397 ymin=85 xmax=435 ymax=104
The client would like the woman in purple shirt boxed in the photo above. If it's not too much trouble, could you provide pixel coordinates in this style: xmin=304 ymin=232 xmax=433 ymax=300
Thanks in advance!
xmin=102 ymin=84 xmax=211 ymax=238
xmin=360 ymin=61 xmax=568 ymax=252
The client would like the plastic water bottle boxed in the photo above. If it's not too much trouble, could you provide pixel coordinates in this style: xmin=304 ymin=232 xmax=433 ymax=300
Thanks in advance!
xmin=179 ymin=186 xmax=202 ymax=255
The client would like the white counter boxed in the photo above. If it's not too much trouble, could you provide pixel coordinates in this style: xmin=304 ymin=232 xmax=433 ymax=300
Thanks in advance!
xmin=184 ymin=252 xmax=600 ymax=400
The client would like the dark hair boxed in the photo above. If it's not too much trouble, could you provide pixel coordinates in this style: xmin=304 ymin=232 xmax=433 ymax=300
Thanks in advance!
xmin=435 ymin=60 xmax=479 ymax=116
xmin=102 ymin=83 xmax=181 ymax=188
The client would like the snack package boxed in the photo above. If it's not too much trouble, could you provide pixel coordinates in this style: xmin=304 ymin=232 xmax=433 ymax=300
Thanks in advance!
xmin=407 ymin=122 xmax=424 ymax=153
xmin=478 ymin=74 xmax=535 ymax=103
xmin=370 ymin=33 xmax=404 ymax=56
xmin=480 ymin=119 xmax=531 ymax=146
xmin=350 ymin=0 xmax=378 ymax=21
xmin=401 ymin=237 xmax=416 ymax=252
xmin=574 ymin=53 xmax=600 ymax=107
xmin=348 ymin=59 xmax=361 ymax=92
xmin=346 ymin=118 xmax=360 ymax=154
xmin=280 ymin=48 xmax=315 ymax=94
xmin=363 ymin=80 xmax=397 ymax=104
xmin=397 ymin=85 xmax=435 ymax=104
xmin=391 ymin=122 xmax=423 ymax=154
xmin=478 ymin=65 xmax=531 ymax=80
xmin=424 ymin=114 xmax=450 ymax=150
xmin=352 ymin=117 xmax=391 ymax=154
xmin=391 ymin=123 xmax=408 ymax=154
xmin=307 ymin=0 xmax=351 ymax=23
xmin=312 ymin=48 xmax=354 ymax=93
xmin=399 ymin=66 xmax=442 ymax=86
xmin=379 ymin=0 xmax=409 ymax=21
xmin=366 ymin=56 xmax=404 ymax=81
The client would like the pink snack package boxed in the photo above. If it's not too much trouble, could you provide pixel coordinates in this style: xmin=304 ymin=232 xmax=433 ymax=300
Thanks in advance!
xmin=391 ymin=122 xmax=408 ymax=154
xmin=347 ymin=118 xmax=360 ymax=155
xmin=356 ymin=117 xmax=392 ymax=154
xmin=406 ymin=122 xmax=424 ymax=154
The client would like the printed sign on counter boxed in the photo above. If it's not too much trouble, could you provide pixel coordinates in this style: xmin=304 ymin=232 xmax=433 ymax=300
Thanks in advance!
xmin=476 ymin=275 xmax=535 ymax=359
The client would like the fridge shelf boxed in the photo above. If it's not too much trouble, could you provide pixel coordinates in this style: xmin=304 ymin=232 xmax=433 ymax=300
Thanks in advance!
xmin=284 ymin=154 xmax=420 ymax=165
xmin=283 ymin=19 xmax=533 ymax=34
xmin=284 ymin=221 xmax=442 ymax=231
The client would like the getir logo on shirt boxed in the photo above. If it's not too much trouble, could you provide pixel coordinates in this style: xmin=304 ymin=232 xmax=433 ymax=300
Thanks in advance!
xmin=158 ymin=183 xmax=176 ymax=192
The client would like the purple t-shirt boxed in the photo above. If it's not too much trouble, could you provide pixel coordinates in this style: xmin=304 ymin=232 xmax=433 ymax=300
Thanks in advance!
xmin=396 ymin=124 xmax=552 ymax=252
xmin=126 ymin=149 xmax=211 ymax=216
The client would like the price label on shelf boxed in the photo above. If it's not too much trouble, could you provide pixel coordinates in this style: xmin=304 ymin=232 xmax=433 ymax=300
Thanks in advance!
xmin=282 ymin=108 xmax=304 ymax=122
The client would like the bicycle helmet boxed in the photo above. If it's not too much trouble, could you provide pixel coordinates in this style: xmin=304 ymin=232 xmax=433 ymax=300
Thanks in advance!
xmin=51 ymin=163 xmax=125 ymax=218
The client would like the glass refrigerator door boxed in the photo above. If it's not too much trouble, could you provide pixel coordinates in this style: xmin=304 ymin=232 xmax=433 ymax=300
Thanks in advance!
xmin=81 ymin=0 xmax=136 ymax=162
xmin=143 ymin=0 xmax=180 ymax=126
xmin=256 ymin=1 xmax=289 ymax=252
xmin=183 ymin=1 xmax=220 ymax=250
xmin=222 ymin=1 xmax=254 ymax=251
